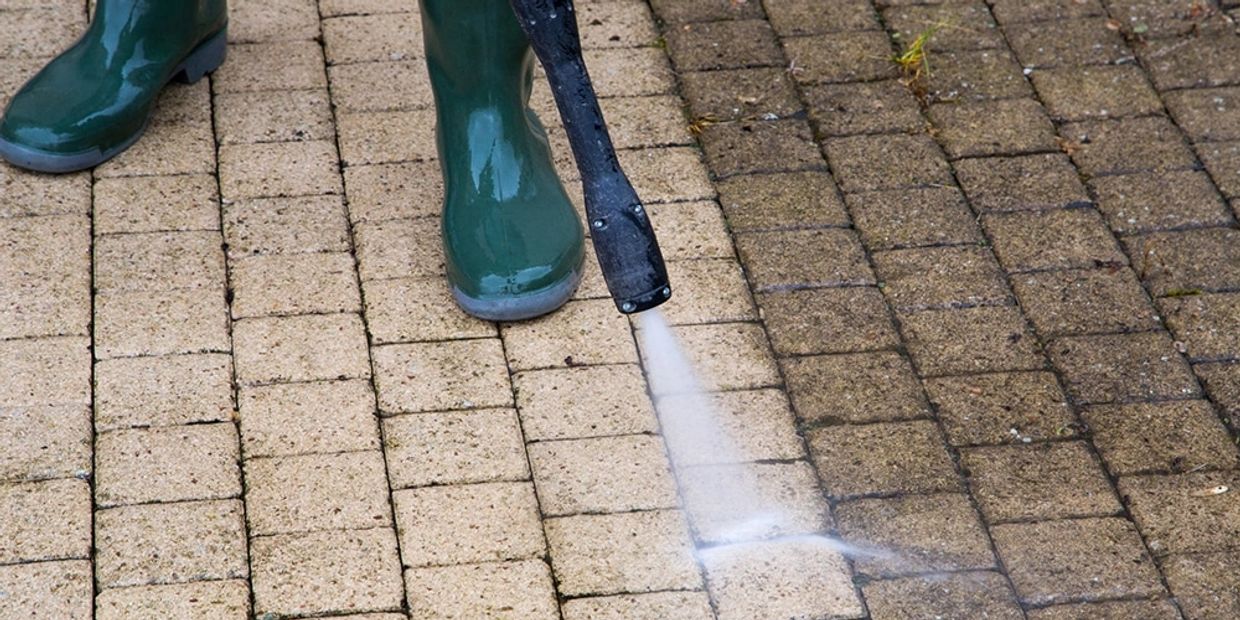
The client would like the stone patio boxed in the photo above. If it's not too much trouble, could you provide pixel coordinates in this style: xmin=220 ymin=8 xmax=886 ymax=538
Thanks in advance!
xmin=2 ymin=0 xmax=1240 ymax=618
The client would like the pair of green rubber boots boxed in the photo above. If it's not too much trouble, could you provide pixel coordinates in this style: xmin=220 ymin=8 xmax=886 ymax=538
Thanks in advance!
xmin=0 ymin=0 xmax=584 ymax=321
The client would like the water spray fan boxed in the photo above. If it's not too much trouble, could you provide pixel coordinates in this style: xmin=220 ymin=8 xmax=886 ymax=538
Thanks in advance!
xmin=510 ymin=0 xmax=672 ymax=314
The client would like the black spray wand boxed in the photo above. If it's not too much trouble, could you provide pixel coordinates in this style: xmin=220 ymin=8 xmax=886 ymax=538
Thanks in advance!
xmin=509 ymin=0 xmax=672 ymax=314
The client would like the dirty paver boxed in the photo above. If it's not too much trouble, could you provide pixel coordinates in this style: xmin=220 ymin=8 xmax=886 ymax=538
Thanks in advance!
xmin=2 ymin=0 xmax=1240 ymax=619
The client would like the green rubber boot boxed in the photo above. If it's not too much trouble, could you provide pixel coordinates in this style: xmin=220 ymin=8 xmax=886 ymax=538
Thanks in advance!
xmin=0 ymin=0 xmax=227 ymax=173
xmin=421 ymin=0 xmax=585 ymax=321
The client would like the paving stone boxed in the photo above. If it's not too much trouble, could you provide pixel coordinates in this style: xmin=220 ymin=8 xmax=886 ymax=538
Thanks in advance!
xmin=545 ymin=510 xmax=701 ymax=596
xmin=230 ymin=252 xmax=360 ymax=318
xmin=1049 ymin=331 xmax=1202 ymax=403
xmin=245 ymin=451 xmax=391 ymax=534
xmin=213 ymin=40 xmax=327 ymax=93
xmin=643 ymin=322 xmax=781 ymax=393
xmin=647 ymin=201 xmax=735 ymax=260
xmin=1197 ymin=361 xmax=1240 ymax=430
xmin=926 ymin=371 xmax=1077 ymax=446
xmin=1011 ymin=267 xmax=1159 ymax=337
xmin=1162 ymin=551 xmax=1240 ymax=620
xmin=214 ymin=89 xmax=333 ymax=145
xmin=1033 ymin=65 xmax=1163 ymax=122
xmin=808 ymin=420 xmax=959 ymax=498
xmin=95 ymin=499 xmax=247 ymax=588
xmin=219 ymin=140 xmax=341 ymax=200
xmin=373 ymin=339 xmax=512 ymax=413
xmin=96 ymin=353 xmax=233 ymax=431
xmin=239 ymin=379 xmax=380 ymax=457
xmin=0 ymin=7 xmax=83 ymax=58
xmin=804 ymin=80 xmax=924 ymax=136
xmin=660 ymin=259 xmax=757 ymax=326
xmin=1085 ymin=399 xmax=1238 ymax=475
xmin=1026 ymin=599 xmax=1180 ymax=620
xmin=901 ymin=305 xmax=1044 ymax=376
xmin=1142 ymin=33 xmax=1240 ymax=90
xmin=1096 ymin=169 xmax=1230 ymax=234
xmin=0 ymin=478 xmax=90 ymax=564
xmin=95 ymin=115 xmax=215 ymax=178
xmin=665 ymin=20 xmax=782 ymax=71
xmin=657 ymin=389 xmax=804 ymax=466
xmin=698 ymin=119 xmax=823 ymax=178
xmin=251 ymin=528 xmax=404 ymax=617
xmin=680 ymin=461 xmax=829 ymax=542
xmin=734 ymin=228 xmax=873 ymax=290
xmin=782 ymin=31 xmax=899 ymax=84
xmin=874 ymin=246 xmax=1010 ymax=311
xmin=596 ymin=95 xmax=694 ymax=149
xmin=342 ymin=161 xmax=441 ymax=223
xmin=233 ymin=313 xmax=370 ymax=385
xmin=228 ymin=0 xmax=318 ymax=42
xmin=837 ymin=493 xmax=993 ymax=576
xmin=94 ymin=231 xmax=223 ymax=293
xmin=1165 ymin=86 xmax=1240 ymax=142
xmin=782 ymin=351 xmax=930 ymax=424
xmin=992 ymin=517 xmax=1164 ymax=606
xmin=961 ymin=441 xmax=1121 ymax=521
xmin=354 ymin=217 xmax=444 ymax=279
xmin=0 ymin=560 xmax=92 ymax=620
xmin=404 ymin=560 xmax=559 ymax=620
xmin=513 ymin=365 xmax=657 ymax=442
xmin=502 ymin=298 xmax=637 ymax=369
xmin=862 ymin=572 xmax=1024 ymax=620
xmin=617 ymin=146 xmax=716 ymax=204
xmin=1120 ymin=471 xmax=1240 ymax=555
xmin=984 ymin=207 xmax=1126 ymax=272
xmin=224 ymin=195 xmax=351 ymax=257
xmin=1008 ymin=17 xmax=1130 ymax=67
xmin=583 ymin=47 xmax=677 ymax=98
xmin=529 ymin=434 xmax=678 ymax=516
xmin=336 ymin=109 xmax=438 ymax=166
xmin=929 ymin=98 xmax=1059 ymax=158
xmin=0 ymin=164 xmax=90 ymax=219
xmin=384 ymin=408 xmax=528 ymax=488
xmin=757 ymin=287 xmax=898 ymax=356
xmin=825 ymin=133 xmax=953 ymax=192
xmin=1198 ymin=140 xmax=1240 ymax=199
xmin=960 ymin=154 xmax=1088 ymax=214
xmin=1124 ymin=228 xmax=1240 ymax=295
xmin=847 ymin=187 xmax=983 ymax=250
xmin=96 ymin=423 xmax=240 ymax=507
xmin=716 ymin=170 xmax=850 ymax=232
xmin=924 ymin=48 xmax=1033 ymax=103
xmin=328 ymin=60 xmax=432 ymax=113
xmin=93 ymin=174 xmax=219 ymax=234
xmin=394 ymin=482 xmax=544 ymax=567
xmin=95 ymin=580 xmax=251 ymax=620
xmin=764 ymin=0 xmax=880 ymax=34
xmin=561 ymin=591 xmax=715 ymax=620
xmin=0 ymin=405 xmax=91 ymax=483
xmin=0 ymin=336 xmax=90 ymax=407
xmin=1060 ymin=115 xmax=1199 ymax=176
xmin=884 ymin=1 xmax=1004 ymax=51
xmin=322 ymin=12 xmax=420 ymax=64
xmin=575 ymin=0 xmax=660 ymax=49
xmin=699 ymin=539 xmax=863 ymax=620
xmin=1159 ymin=292 xmax=1240 ymax=361
xmin=681 ymin=68 xmax=803 ymax=123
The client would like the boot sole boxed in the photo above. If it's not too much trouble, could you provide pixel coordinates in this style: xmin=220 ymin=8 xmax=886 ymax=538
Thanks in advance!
xmin=0 ymin=27 xmax=227 ymax=174
xmin=452 ymin=266 xmax=583 ymax=322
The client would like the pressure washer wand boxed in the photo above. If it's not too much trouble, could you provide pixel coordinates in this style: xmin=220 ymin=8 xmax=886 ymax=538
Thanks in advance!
xmin=509 ymin=0 xmax=671 ymax=314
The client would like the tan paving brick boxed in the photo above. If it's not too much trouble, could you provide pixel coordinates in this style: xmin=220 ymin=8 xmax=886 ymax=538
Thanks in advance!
xmin=95 ymin=288 xmax=229 ymax=358
xmin=373 ymin=339 xmax=512 ymax=414
xmin=1090 ymin=169 xmax=1233 ymax=234
xmin=961 ymin=441 xmax=1120 ymax=522
xmin=885 ymin=1 xmax=1004 ymax=51
xmin=1162 ymin=551 xmax=1240 ymax=620
xmin=513 ymin=365 xmax=658 ymax=441
xmin=1084 ymin=400 xmax=1238 ymax=475
xmin=665 ymin=21 xmax=782 ymax=72
xmin=562 ymin=591 xmax=714 ymax=620
xmin=228 ymin=0 xmax=319 ymax=42
xmin=337 ymin=109 xmax=438 ymax=165
xmin=328 ymin=60 xmax=433 ymax=113
xmin=213 ymin=40 xmax=328 ymax=93
xmin=759 ymin=286 xmax=899 ymax=356
xmin=680 ymin=461 xmax=829 ymax=543
xmin=0 ymin=478 xmax=90 ymax=564
xmin=862 ymin=572 xmax=1023 ymax=620
xmin=992 ymin=517 xmax=1164 ymax=606
xmin=643 ymin=322 xmax=781 ymax=394
xmin=805 ymin=80 xmax=923 ymax=136
xmin=323 ymin=13 xmax=421 ymax=65
xmin=782 ymin=31 xmax=897 ymax=84
xmin=847 ymin=187 xmax=983 ymax=251
xmin=925 ymin=371 xmax=1077 ymax=446
xmin=384 ymin=408 xmax=528 ymax=488
xmin=616 ymin=147 xmax=715 ymax=204
xmin=716 ymin=170 xmax=850 ymax=232
xmin=1033 ymin=65 xmax=1161 ymax=122
xmin=782 ymin=351 xmax=930 ymax=424
xmin=239 ymin=379 xmax=380 ymax=457
xmin=394 ymin=482 xmax=544 ymax=567
xmin=223 ymin=194 xmax=352 ymax=257
xmin=700 ymin=539 xmax=863 ymax=620
xmin=0 ymin=165 xmax=90 ymax=219
xmin=1119 ymin=471 xmax=1240 ymax=556
xmin=545 ymin=510 xmax=700 ymax=596
xmin=825 ymin=133 xmax=953 ymax=193
xmin=808 ymin=420 xmax=960 ymax=499
xmin=657 ymin=389 xmax=804 ymax=466
xmin=94 ymin=231 xmax=224 ymax=293
xmin=245 ymin=451 xmax=391 ymax=535
xmin=0 ymin=560 xmax=92 ymax=620
xmin=984 ymin=208 xmax=1127 ymax=273
xmin=955 ymin=153 xmax=1091 ymax=212
xmin=0 ymin=336 xmax=90 ymax=406
xmin=682 ymin=67 xmax=803 ymax=123
xmin=1026 ymin=599 xmax=1180 ymax=620
xmin=900 ymin=305 xmax=1044 ymax=377
xmin=1061 ymin=115 xmax=1197 ymax=176
xmin=836 ymin=493 xmax=995 ymax=577
xmin=232 ymin=313 xmax=371 ymax=385
xmin=251 ymin=527 xmax=404 ymax=616
xmin=658 ymin=259 xmax=755 ymax=326
xmin=1125 ymin=227 xmax=1240 ymax=296
xmin=95 ymin=499 xmax=247 ymax=588
xmin=93 ymin=174 xmax=220 ymax=234
xmin=1047 ymin=331 xmax=1201 ymax=404
xmin=1011 ymin=267 xmax=1159 ymax=337
xmin=1160 ymin=292 xmax=1240 ymax=362
xmin=1197 ymin=361 xmax=1240 ymax=431
xmin=928 ymin=98 xmax=1058 ymax=158
xmin=874 ymin=246 xmax=1011 ymax=311
xmin=529 ymin=434 xmax=678 ymax=516
xmin=94 ymin=111 xmax=215 ymax=179
xmin=404 ymin=560 xmax=559 ymax=620
xmin=95 ymin=580 xmax=251 ymax=620
xmin=924 ymin=48 xmax=1031 ymax=103
xmin=502 ymin=298 xmax=638 ymax=370
xmin=354 ymin=217 xmax=444 ymax=280
xmin=364 ymin=276 xmax=497 ymax=344
xmin=342 ymin=161 xmax=442 ymax=223
xmin=735 ymin=228 xmax=873 ymax=291
xmin=219 ymin=140 xmax=342 ymax=200
xmin=214 ymin=89 xmax=333 ymax=145
xmin=96 ymin=423 xmax=240 ymax=506
xmin=230 ymin=252 xmax=360 ymax=318
xmin=0 ymin=405 xmax=91 ymax=482
xmin=646 ymin=201 xmax=733 ymax=261
xmin=698 ymin=119 xmax=824 ymax=178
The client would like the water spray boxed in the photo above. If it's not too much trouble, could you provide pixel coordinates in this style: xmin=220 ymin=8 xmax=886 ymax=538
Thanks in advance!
xmin=509 ymin=0 xmax=671 ymax=315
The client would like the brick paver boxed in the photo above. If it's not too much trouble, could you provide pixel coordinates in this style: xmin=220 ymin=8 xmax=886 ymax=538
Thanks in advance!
xmin=3 ymin=0 xmax=1240 ymax=618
